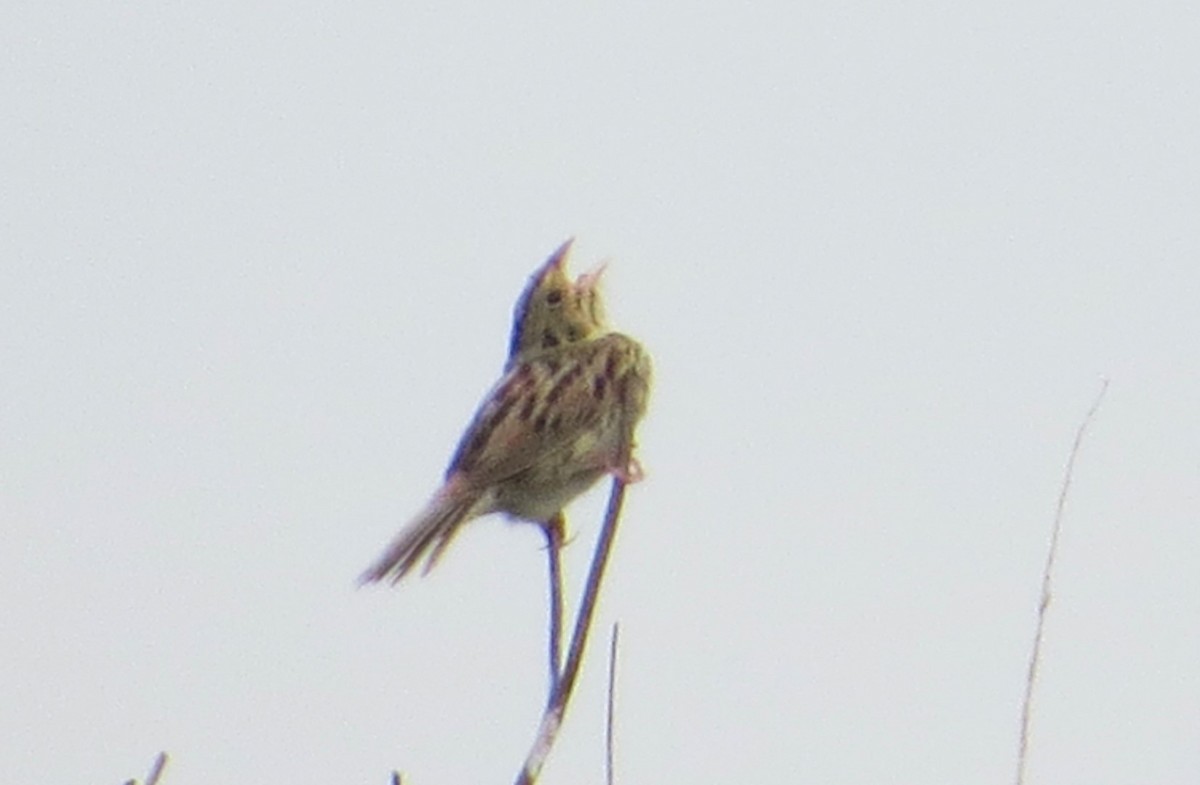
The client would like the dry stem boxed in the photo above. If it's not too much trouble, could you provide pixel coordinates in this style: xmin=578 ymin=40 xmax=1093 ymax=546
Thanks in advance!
xmin=515 ymin=470 xmax=631 ymax=785
xmin=605 ymin=622 xmax=620 ymax=785
xmin=1015 ymin=379 xmax=1108 ymax=785
xmin=543 ymin=513 xmax=566 ymax=695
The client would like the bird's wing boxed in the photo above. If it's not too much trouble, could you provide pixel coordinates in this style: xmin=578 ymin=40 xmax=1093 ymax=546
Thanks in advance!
xmin=446 ymin=339 xmax=615 ymax=487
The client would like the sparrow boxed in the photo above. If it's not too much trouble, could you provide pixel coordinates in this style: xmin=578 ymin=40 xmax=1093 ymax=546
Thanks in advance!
xmin=360 ymin=241 xmax=651 ymax=584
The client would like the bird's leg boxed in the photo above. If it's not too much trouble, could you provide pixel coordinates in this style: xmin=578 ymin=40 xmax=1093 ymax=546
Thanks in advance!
xmin=540 ymin=512 xmax=566 ymax=695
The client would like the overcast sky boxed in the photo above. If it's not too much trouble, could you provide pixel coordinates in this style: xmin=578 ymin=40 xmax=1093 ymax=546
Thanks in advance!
xmin=2 ymin=2 xmax=1198 ymax=783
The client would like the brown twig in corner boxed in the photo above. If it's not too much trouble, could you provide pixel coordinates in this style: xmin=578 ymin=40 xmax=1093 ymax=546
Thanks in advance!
xmin=605 ymin=622 xmax=621 ymax=785
xmin=514 ymin=470 xmax=631 ymax=785
xmin=542 ymin=512 xmax=567 ymax=695
xmin=1015 ymin=379 xmax=1109 ymax=785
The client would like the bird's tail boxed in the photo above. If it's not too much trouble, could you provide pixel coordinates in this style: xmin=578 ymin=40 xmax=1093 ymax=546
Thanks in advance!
xmin=358 ymin=487 xmax=480 ymax=585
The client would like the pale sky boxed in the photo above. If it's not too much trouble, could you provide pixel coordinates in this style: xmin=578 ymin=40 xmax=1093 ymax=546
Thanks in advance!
xmin=3 ymin=2 xmax=1198 ymax=784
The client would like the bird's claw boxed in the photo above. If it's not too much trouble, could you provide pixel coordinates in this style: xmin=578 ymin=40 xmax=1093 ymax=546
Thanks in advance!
xmin=614 ymin=456 xmax=645 ymax=484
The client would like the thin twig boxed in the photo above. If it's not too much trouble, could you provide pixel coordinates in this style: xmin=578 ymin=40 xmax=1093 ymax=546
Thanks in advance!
xmin=543 ymin=513 xmax=566 ymax=695
xmin=515 ymin=471 xmax=631 ymax=785
xmin=1015 ymin=379 xmax=1109 ymax=785
xmin=124 ymin=752 xmax=168 ymax=785
xmin=605 ymin=622 xmax=621 ymax=785
xmin=144 ymin=752 xmax=168 ymax=785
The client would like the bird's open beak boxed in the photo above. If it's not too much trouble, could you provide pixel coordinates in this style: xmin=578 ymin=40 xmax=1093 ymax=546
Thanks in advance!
xmin=543 ymin=237 xmax=574 ymax=275
xmin=576 ymin=260 xmax=607 ymax=293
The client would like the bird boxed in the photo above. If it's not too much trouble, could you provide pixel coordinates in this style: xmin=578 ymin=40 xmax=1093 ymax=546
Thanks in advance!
xmin=359 ymin=241 xmax=652 ymax=585
xmin=505 ymin=238 xmax=607 ymax=367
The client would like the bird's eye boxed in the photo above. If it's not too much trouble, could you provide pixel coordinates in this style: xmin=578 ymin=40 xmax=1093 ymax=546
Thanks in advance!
xmin=545 ymin=289 xmax=564 ymax=306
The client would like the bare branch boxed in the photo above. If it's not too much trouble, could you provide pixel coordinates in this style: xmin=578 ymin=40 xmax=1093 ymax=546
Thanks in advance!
xmin=1015 ymin=379 xmax=1109 ymax=785
xmin=515 ymin=471 xmax=631 ymax=785
xmin=605 ymin=622 xmax=621 ymax=785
